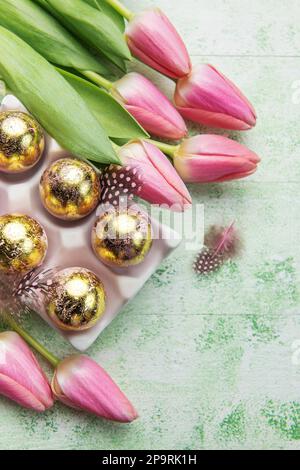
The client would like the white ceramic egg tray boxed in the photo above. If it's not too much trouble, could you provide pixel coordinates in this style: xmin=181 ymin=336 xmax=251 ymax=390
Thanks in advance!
xmin=0 ymin=95 xmax=182 ymax=351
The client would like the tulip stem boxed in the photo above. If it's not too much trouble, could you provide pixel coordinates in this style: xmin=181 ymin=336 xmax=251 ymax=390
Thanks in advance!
xmin=4 ymin=315 xmax=60 ymax=368
xmin=146 ymin=139 xmax=178 ymax=158
xmin=105 ymin=0 xmax=134 ymax=20
xmin=81 ymin=71 xmax=113 ymax=91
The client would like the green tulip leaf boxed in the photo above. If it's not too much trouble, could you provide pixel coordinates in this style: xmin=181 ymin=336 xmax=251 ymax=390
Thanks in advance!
xmin=38 ymin=0 xmax=130 ymax=62
xmin=83 ymin=0 xmax=125 ymax=32
xmin=34 ymin=0 xmax=127 ymax=71
xmin=0 ymin=27 xmax=120 ymax=165
xmin=81 ymin=0 xmax=126 ymax=70
xmin=0 ymin=0 xmax=110 ymax=75
xmin=58 ymin=68 xmax=148 ymax=140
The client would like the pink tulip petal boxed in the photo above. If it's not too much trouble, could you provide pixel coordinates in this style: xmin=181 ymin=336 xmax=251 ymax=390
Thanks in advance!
xmin=126 ymin=9 xmax=191 ymax=79
xmin=119 ymin=140 xmax=192 ymax=211
xmin=216 ymin=168 xmax=257 ymax=182
xmin=175 ymin=64 xmax=257 ymax=130
xmin=180 ymin=135 xmax=260 ymax=163
xmin=126 ymin=104 xmax=187 ymax=139
xmin=213 ymin=66 xmax=257 ymax=121
xmin=0 ymin=332 xmax=53 ymax=411
xmin=141 ymin=140 xmax=192 ymax=203
xmin=114 ymin=73 xmax=187 ymax=139
xmin=0 ymin=374 xmax=47 ymax=412
xmin=127 ymin=39 xmax=182 ymax=79
xmin=175 ymin=154 xmax=257 ymax=182
xmin=176 ymin=106 xmax=253 ymax=131
xmin=53 ymin=355 xmax=138 ymax=423
xmin=174 ymin=135 xmax=260 ymax=183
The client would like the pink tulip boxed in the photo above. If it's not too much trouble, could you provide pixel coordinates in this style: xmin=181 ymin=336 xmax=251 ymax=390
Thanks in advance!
xmin=174 ymin=135 xmax=260 ymax=183
xmin=112 ymin=72 xmax=187 ymax=139
xmin=174 ymin=64 xmax=257 ymax=130
xmin=119 ymin=140 xmax=192 ymax=211
xmin=51 ymin=355 xmax=138 ymax=423
xmin=126 ymin=9 xmax=191 ymax=79
xmin=0 ymin=331 xmax=53 ymax=412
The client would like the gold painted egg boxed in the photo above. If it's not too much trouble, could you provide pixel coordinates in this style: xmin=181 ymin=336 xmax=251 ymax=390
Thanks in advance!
xmin=0 ymin=111 xmax=44 ymax=173
xmin=45 ymin=268 xmax=106 ymax=331
xmin=39 ymin=158 xmax=101 ymax=220
xmin=0 ymin=214 xmax=48 ymax=275
xmin=92 ymin=206 xmax=153 ymax=268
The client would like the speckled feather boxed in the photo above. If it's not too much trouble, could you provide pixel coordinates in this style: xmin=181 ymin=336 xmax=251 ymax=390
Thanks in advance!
xmin=0 ymin=267 xmax=57 ymax=321
xmin=13 ymin=267 xmax=58 ymax=303
xmin=194 ymin=223 xmax=241 ymax=275
xmin=100 ymin=164 xmax=143 ymax=206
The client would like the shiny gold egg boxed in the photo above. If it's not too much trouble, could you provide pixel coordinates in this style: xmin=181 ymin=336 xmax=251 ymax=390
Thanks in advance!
xmin=92 ymin=207 xmax=153 ymax=268
xmin=0 ymin=214 xmax=48 ymax=275
xmin=39 ymin=158 xmax=101 ymax=220
xmin=45 ymin=268 xmax=106 ymax=331
xmin=0 ymin=111 xmax=44 ymax=173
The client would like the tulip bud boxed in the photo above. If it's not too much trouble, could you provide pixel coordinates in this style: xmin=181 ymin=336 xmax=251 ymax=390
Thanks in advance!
xmin=0 ymin=331 xmax=53 ymax=412
xmin=112 ymin=73 xmax=187 ymax=140
xmin=52 ymin=355 xmax=138 ymax=422
xmin=174 ymin=135 xmax=260 ymax=183
xmin=126 ymin=9 xmax=191 ymax=79
xmin=174 ymin=64 xmax=257 ymax=130
xmin=118 ymin=140 xmax=192 ymax=211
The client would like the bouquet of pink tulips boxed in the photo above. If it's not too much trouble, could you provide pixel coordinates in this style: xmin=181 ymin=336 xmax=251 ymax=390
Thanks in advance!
xmin=0 ymin=292 xmax=137 ymax=422
xmin=0 ymin=0 xmax=260 ymax=214
xmin=0 ymin=0 xmax=261 ymax=419
xmin=0 ymin=330 xmax=137 ymax=421
xmin=0 ymin=275 xmax=137 ymax=422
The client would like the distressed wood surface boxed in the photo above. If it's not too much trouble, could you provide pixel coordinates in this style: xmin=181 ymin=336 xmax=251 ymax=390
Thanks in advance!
xmin=1 ymin=0 xmax=300 ymax=450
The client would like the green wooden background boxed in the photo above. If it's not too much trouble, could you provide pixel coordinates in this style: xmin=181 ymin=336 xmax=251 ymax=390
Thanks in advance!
xmin=1 ymin=0 xmax=300 ymax=450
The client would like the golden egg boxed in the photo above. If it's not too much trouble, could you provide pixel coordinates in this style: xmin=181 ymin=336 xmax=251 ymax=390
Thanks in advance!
xmin=92 ymin=207 xmax=153 ymax=268
xmin=40 ymin=158 xmax=101 ymax=220
xmin=45 ymin=268 xmax=106 ymax=331
xmin=0 ymin=214 xmax=48 ymax=275
xmin=0 ymin=111 xmax=44 ymax=173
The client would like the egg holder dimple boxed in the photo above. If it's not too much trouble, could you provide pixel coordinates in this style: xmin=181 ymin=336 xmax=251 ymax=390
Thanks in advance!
xmin=0 ymin=95 xmax=182 ymax=351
